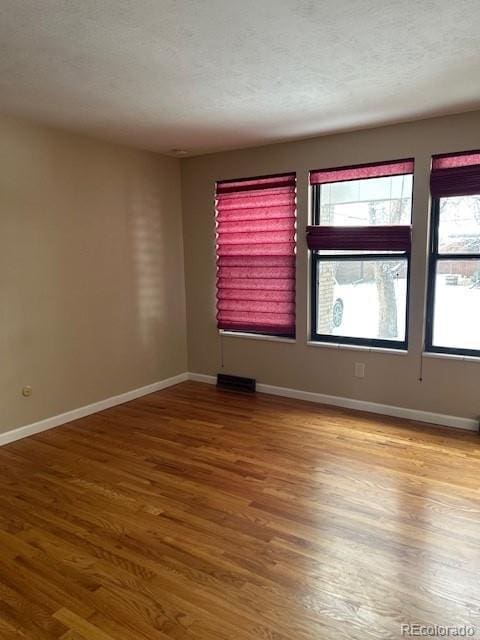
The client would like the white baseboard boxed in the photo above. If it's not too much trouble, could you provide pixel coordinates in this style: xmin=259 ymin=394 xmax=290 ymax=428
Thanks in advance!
xmin=0 ymin=372 xmax=189 ymax=447
xmin=188 ymin=372 xmax=478 ymax=432
xmin=188 ymin=373 xmax=218 ymax=385
xmin=2 ymin=370 xmax=476 ymax=447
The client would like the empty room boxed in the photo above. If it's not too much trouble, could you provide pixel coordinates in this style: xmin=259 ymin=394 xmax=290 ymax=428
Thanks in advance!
xmin=1 ymin=1 xmax=480 ymax=638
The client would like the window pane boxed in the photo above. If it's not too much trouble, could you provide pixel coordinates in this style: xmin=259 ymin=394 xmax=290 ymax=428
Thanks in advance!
xmin=316 ymin=259 xmax=407 ymax=341
xmin=319 ymin=174 xmax=413 ymax=226
xmin=432 ymin=260 xmax=480 ymax=351
xmin=438 ymin=196 xmax=480 ymax=254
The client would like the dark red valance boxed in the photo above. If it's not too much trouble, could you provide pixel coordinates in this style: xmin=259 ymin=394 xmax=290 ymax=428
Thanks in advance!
xmin=310 ymin=158 xmax=414 ymax=185
xmin=216 ymin=173 xmax=296 ymax=337
xmin=430 ymin=150 xmax=480 ymax=198
xmin=306 ymin=225 xmax=411 ymax=252
xmin=216 ymin=173 xmax=296 ymax=194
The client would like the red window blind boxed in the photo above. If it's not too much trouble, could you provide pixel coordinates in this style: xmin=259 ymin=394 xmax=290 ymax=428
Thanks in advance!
xmin=308 ymin=158 xmax=414 ymax=251
xmin=431 ymin=150 xmax=480 ymax=198
xmin=306 ymin=225 xmax=411 ymax=252
xmin=310 ymin=158 xmax=414 ymax=185
xmin=216 ymin=173 xmax=296 ymax=337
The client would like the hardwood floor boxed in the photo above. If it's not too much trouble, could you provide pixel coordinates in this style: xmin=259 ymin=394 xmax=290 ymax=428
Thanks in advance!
xmin=1 ymin=381 xmax=480 ymax=639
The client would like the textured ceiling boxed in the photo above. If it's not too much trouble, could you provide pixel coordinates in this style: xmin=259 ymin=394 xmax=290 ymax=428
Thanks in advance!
xmin=1 ymin=0 xmax=479 ymax=156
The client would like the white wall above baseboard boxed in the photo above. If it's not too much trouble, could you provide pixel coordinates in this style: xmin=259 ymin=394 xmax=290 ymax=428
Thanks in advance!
xmin=187 ymin=372 xmax=478 ymax=432
xmin=0 ymin=372 xmax=189 ymax=447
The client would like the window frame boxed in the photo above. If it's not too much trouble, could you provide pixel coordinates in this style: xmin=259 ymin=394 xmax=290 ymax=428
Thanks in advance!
xmin=425 ymin=196 xmax=480 ymax=357
xmin=309 ymin=183 xmax=411 ymax=350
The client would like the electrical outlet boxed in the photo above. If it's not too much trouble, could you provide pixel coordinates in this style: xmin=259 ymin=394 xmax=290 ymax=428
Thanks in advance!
xmin=22 ymin=385 xmax=32 ymax=397
xmin=354 ymin=362 xmax=366 ymax=378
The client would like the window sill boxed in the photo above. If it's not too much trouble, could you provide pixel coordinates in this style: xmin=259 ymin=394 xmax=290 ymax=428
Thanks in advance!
xmin=307 ymin=341 xmax=408 ymax=355
xmin=219 ymin=330 xmax=296 ymax=344
xmin=422 ymin=351 xmax=480 ymax=363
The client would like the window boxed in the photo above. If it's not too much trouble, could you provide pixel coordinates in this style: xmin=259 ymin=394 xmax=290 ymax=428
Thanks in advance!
xmin=426 ymin=150 xmax=480 ymax=356
xmin=215 ymin=173 xmax=296 ymax=338
xmin=308 ymin=159 xmax=414 ymax=349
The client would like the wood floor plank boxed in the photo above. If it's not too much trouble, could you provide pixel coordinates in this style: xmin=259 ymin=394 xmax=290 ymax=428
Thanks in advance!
xmin=1 ymin=381 xmax=480 ymax=639
xmin=53 ymin=609 xmax=115 ymax=640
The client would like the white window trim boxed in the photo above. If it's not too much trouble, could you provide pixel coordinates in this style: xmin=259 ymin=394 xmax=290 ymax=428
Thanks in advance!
xmin=422 ymin=351 xmax=480 ymax=363
xmin=307 ymin=341 xmax=408 ymax=355
xmin=219 ymin=330 xmax=296 ymax=344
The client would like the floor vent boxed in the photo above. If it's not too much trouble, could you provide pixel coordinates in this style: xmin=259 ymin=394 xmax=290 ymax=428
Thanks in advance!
xmin=216 ymin=374 xmax=256 ymax=393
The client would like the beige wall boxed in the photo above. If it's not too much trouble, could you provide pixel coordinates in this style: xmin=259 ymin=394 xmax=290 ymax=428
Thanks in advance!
xmin=0 ymin=116 xmax=187 ymax=433
xmin=182 ymin=111 xmax=480 ymax=420
xmin=3 ymin=110 xmax=480 ymax=432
